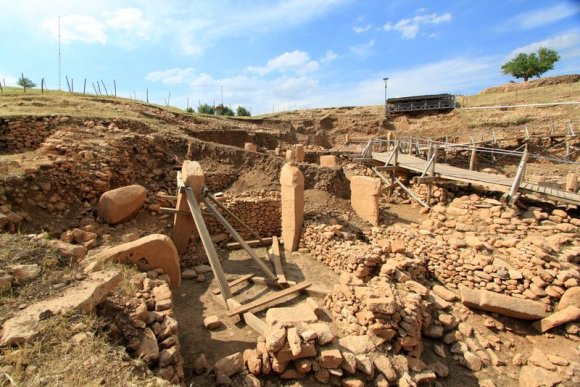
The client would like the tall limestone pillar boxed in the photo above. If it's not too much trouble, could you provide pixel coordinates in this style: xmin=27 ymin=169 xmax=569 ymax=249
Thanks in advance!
xmin=280 ymin=162 xmax=304 ymax=252
xmin=172 ymin=161 xmax=204 ymax=254
xmin=350 ymin=176 xmax=381 ymax=226
xmin=295 ymin=144 xmax=305 ymax=162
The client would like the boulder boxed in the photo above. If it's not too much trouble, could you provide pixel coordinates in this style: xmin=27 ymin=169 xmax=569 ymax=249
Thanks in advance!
xmin=97 ymin=184 xmax=146 ymax=225
xmin=87 ymin=234 xmax=181 ymax=288
xmin=8 ymin=264 xmax=41 ymax=282
xmin=214 ymin=352 xmax=244 ymax=377
xmin=518 ymin=365 xmax=561 ymax=387
xmin=557 ymin=286 xmax=580 ymax=310
xmin=136 ymin=328 xmax=159 ymax=363
xmin=0 ymin=270 xmax=121 ymax=346
xmin=460 ymin=286 xmax=546 ymax=320
xmin=532 ymin=306 xmax=580 ymax=333
xmin=265 ymin=303 xmax=318 ymax=327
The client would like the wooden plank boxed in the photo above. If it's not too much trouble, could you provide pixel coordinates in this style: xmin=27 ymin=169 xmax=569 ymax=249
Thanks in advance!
xmin=352 ymin=157 xmax=374 ymax=162
xmin=160 ymin=207 xmax=189 ymax=215
xmin=226 ymin=298 xmax=268 ymax=337
xmin=212 ymin=274 xmax=256 ymax=295
xmin=202 ymin=196 xmax=278 ymax=282
xmin=184 ymin=187 xmax=232 ymax=302
xmin=270 ymin=236 xmax=287 ymax=284
xmin=226 ymin=237 xmax=273 ymax=250
xmin=227 ymin=281 xmax=312 ymax=317
xmin=412 ymin=176 xmax=439 ymax=184
xmin=374 ymin=166 xmax=399 ymax=172
xmin=249 ymin=276 xmax=329 ymax=296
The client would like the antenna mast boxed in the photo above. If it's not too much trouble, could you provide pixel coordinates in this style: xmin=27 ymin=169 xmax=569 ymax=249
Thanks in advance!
xmin=58 ymin=16 xmax=61 ymax=90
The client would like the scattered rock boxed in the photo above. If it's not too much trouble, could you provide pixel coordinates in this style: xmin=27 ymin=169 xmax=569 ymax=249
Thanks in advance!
xmin=97 ymin=184 xmax=146 ymax=225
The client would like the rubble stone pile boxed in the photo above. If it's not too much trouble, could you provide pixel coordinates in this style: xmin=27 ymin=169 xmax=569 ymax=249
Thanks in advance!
xmin=125 ymin=270 xmax=185 ymax=384
xmin=0 ymin=116 xmax=61 ymax=153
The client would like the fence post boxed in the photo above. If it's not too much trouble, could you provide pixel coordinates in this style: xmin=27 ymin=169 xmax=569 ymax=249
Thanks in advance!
xmin=65 ymin=76 xmax=71 ymax=93
xmin=146 ymin=89 xmax=149 ymax=103
xmin=469 ymin=146 xmax=477 ymax=171
xmin=71 ymin=78 xmax=74 ymax=93
xmin=101 ymin=80 xmax=108 ymax=96
xmin=83 ymin=79 xmax=86 ymax=95
xmin=41 ymin=78 xmax=44 ymax=94
xmin=113 ymin=80 xmax=117 ymax=97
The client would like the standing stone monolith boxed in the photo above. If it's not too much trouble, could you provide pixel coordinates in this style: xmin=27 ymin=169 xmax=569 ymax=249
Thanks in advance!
xmin=350 ymin=176 xmax=381 ymax=226
xmin=320 ymin=155 xmax=337 ymax=167
xmin=280 ymin=162 xmax=304 ymax=252
xmin=566 ymin=173 xmax=577 ymax=192
xmin=244 ymin=143 xmax=257 ymax=152
xmin=286 ymin=150 xmax=295 ymax=161
xmin=172 ymin=161 xmax=204 ymax=254
xmin=295 ymin=144 xmax=305 ymax=162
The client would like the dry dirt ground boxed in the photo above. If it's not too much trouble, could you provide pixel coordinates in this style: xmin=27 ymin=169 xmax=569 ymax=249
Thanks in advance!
xmin=1 ymin=75 xmax=579 ymax=386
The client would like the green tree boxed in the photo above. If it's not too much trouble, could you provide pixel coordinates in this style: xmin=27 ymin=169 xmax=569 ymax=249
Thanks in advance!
xmin=501 ymin=47 xmax=560 ymax=82
xmin=17 ymin=75 xmax=36 ymax=90
xmin=215 ymin=104 xmax=234 ymax=116
xmin=185 ymin=107 xmax=194 ymax=113
xmin=197 ymin=103 xmax=215 ymax=115
xmin=236 ymin=106 xmax=251 ymax=116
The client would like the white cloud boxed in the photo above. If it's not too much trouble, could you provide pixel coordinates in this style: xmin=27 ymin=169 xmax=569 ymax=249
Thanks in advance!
xmin=145 ymin=68 xmax=195 ymax=85
xmin=320 ymin=50 xmax=338 ymax=63
xmin=508 ymin=31 xmax=580 ymax=60
xmin=509 ymin=2 xmax=580 ymax=30
xmin=41 ymin=15 xmax=107 ymax=44
xmin=383 ymin=12 xmax=452 ymax=39
xmin=174 ymin=0 xmax=350 ymax=56
xmin=350 ymin=39 xmax=375 ymax=56
xmin=104 ymin=8 xmax=152 ymax=39
xmin=248 ymin=50 xmax=319 ymax=76
xmin=353 ymin=24 xmax=371 ymax=33
xmin=40 ymin=7 xmax=153 ymax=45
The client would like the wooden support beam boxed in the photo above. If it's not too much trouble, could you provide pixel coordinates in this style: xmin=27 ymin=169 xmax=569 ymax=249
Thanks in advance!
xmin=206 ymin=193 xmax=263 ymax=243
xmin=469 ymin=147 xmax=477 ymax=171
xmin=183 ymin=187 xmax=232 ymax=303
xmin=374 ymin=166 xmax=399 ymax=172
xmin=270 ymin=236 xmax=287 ymax=284
xmin=505 ymin=147 xmax=529 ymax=203
xmin=249 ymin=276 xmax=329 ymax=296
xmin=226 ymin=237 xmax=273 ymax=250
xmin=160 ymin=207 xmax=189 ymax=215
xmin=201 ymin=195 xmax=278 ymax=283
xmin=212 ymin=274 xmax=255 ymax=295
xmin=395 ymin=179 xmax=430 ymax=208
xmin=226 ymin=298 xmax=268 ymax=337
xmin=352 ymin=157 xmax=374 ymax=163
xmin=227 ymin=281 xmax=312 ymax=317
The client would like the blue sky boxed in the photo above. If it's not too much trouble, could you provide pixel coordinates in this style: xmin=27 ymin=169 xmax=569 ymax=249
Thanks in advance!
xmin=1 ymin=0 xmax=579 ymax=114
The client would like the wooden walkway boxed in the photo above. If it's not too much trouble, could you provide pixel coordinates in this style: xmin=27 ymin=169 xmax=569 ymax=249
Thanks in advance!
xmin=373 ymin=151 xmax=580 ymax=205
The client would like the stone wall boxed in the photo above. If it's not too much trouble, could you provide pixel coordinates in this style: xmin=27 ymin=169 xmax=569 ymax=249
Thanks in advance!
xmin=205 ymin=191 xmax=281 ymax=241
xmin=0 ymin=116 xmax=61 ymax=153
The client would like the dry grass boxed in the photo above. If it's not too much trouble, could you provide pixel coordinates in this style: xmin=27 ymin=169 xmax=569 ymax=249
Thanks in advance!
xmin=0 ymin=311 xmax=162 ymax=387
xmin=460 ymin=82 xmax=580 ymax=107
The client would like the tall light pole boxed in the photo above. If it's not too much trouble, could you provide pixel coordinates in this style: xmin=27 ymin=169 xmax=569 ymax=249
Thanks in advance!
xmin=383 ymin=77 xmax=389 ymax=116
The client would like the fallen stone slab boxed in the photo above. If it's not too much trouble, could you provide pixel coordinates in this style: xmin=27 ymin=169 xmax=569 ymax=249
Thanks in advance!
xmin=460 ymin=286 xmax=546 ymax=320
xmin=557 ymin=286 xmax=580 ymax=311
xmin=518 ymin=365 xmax=562 ymax=387
xmin=0 ymin=270 xmax=122 ymax=346
xmin=97 ymin=184 xmax=146 ymax=225
xmin=533 ymin=306 xmax=580 ymax=333
xmin=86 ymin=234 xmax=180 ymax=288
xmin=265 ymin=303 xmax=318 ymax=327
xmin=338 ymin=335 xmax=376 ymax=354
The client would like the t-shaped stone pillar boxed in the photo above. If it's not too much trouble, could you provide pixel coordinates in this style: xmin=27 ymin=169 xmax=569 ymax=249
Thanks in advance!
xmin=286 ymin=149 xmax=295 ymax=161
xmin=295 ymin=144 xmax=305 ymax=162
xmin=280 ymin=162 xmax=304 ymax=252
xmin=350 ymin=176 xmax=381 ymax=226
xmin=244 ymin=142 xmax=257 ymax=152
xmin=172 ymin=161 xmax=204 ymax=254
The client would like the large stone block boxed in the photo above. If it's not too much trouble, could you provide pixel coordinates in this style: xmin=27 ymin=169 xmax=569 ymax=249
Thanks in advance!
xmin=265 ymin=303 xmax=317 ymax=327
xmin=320 ymin=155 xmax=337 ymax=167
xmin=0 ymin=270 xmax=121 ymax=346
xmin=97 ymin=184 xmax=146 ymax=225
xmin=244 ymin=143 xmax=257 ymax=152
xmin=533 ymin=306 xmax=580 ymax=333
xmin=295 ymin=144 xmax=305 ymax=162
xmin=350 ymin=176 xmax=381 ymax=226
xmin=280 ymin=163 xmax=304 ymax=252
xmin=460 ymin=286 xmax=546 ymax=320
xmin=172 ymin=161 xmax=204 ymax=254
xmin=89 ymin=234 xmax=181 ymax=288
